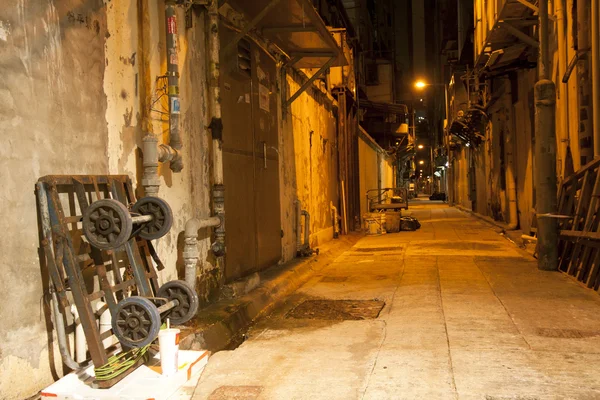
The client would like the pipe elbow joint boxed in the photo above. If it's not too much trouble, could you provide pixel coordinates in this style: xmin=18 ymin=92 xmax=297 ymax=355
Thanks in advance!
xmin=211 ymin=240 xmax=226 ymax=257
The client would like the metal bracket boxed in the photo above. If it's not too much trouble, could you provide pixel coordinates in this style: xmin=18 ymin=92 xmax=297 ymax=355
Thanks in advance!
xmin=498 ymin=21 xmax=539 ymax=48
xmin=284 ymin=56 xmax=336 ymax=107
xmin=513 ymin=0 xmax=556 ymax=21
xmin=222 ymin=0 xmax=283 ymax=55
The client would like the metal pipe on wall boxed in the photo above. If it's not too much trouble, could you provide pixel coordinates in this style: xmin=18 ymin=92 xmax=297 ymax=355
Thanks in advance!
xmin=556 ymin=0 xmax=569 ymax=177
xmin=535 ymin=0 xmax=559 ymax=271
xmin=208 ymin=0 xmax=226 ymax=262
xmin=166 ymin=2 xmax=183 ymax=172
xmin=183 ymin=216 xmax=222 ymax=288
xmin=38 ymin=181 xmax=82 ymax=370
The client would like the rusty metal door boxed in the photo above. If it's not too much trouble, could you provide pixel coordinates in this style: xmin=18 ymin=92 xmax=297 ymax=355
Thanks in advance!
xmin=221 ymin=28 xmax=281 ymax=282
xmin=252 ymin=57 xmax=281 ymax=269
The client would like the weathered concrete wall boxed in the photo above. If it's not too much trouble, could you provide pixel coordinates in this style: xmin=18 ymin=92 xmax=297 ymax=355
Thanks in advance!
xmin=358 ymin=128 xmax=394 ymax=220
xmin=0 ymin=1 xmax=211 ymax=397
xmin=366 ymin=63 xmax=394 ymax=103
xmin=279 ymin=70 xmax=339 ymax=261
xmin=451 ymin=70 xmax=536 ymax=233
xmin=0 ymin=1 xmax=109 ymax=397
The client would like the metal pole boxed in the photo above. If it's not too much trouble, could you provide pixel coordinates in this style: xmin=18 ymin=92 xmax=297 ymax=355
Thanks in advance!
xmin=535 ymin=0 xmax=558 ymax=271
xmin=592 ymin=0 xmax=600 ymax=157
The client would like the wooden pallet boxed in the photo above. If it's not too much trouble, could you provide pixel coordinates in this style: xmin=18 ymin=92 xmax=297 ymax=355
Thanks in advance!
xmin=556 ymin=158 xmax=600 ymax=290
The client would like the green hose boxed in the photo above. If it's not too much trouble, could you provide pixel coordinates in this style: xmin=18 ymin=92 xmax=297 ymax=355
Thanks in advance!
xmin=95 ymin=345 xmax=151 ymax=381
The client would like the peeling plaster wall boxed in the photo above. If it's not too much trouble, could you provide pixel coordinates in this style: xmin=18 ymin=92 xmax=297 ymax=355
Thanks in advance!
xmin=451 ymin=70 xmax=536 ymax=233
xmin=0 ymin=1 xmax=108 ymax=397
xmin=0 ymin=1 xmax=210 ymax=397
xmin=358 ymin=129 xmax=394 ymax=220
xmin=280 ymin=71 xmax=339 ymax=261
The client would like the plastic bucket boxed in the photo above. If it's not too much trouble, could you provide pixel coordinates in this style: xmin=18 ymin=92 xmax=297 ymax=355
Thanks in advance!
xmin=158 ymin=328 xmax=180 ymax=376
xmin=364 ymin=213 xmax=386 ymax=235
xmin=385 ymin=212 xmax=401 ymax=233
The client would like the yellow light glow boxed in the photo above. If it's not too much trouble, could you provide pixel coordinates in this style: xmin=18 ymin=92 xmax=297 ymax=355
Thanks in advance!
xmin=419 ymin=160 xmax=425 ymax=165
xmin=415 ymin=80 xmax=427 ymax=89
xmin=418 ymin=145 xmax=424 ymax=149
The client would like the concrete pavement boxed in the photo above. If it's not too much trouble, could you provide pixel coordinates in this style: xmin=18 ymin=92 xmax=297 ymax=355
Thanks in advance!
xmin=191 ymin=204 xmax=600 ymax=399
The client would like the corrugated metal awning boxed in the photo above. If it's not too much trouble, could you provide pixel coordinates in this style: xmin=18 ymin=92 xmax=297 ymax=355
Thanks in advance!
xmin=225 ymin=0 xmax=347 ymax=69
xmin=475 ymin=0 xmax=540 ymax=74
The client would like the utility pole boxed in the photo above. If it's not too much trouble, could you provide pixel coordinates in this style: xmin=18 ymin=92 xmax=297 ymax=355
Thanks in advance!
xmin=535 ymin=0 xmax=558 ymax=270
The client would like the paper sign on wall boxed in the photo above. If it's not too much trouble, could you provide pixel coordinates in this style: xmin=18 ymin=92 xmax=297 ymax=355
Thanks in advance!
xmin=259 ymin=84 xmax=270 ymax=112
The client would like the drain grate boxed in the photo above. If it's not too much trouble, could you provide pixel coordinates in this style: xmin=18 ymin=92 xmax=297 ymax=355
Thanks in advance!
xmin=320 ymin=276 xmax=348 ymax=283
xmin=287 ymin=300 xmax=385 ymax=320
xmin=354 ymin=246 xmax=402 ymax=252
xmin=208 ymin=386 xmax=263 ymax=400
xmin=536 ymin=328 xmax=600 ymax=338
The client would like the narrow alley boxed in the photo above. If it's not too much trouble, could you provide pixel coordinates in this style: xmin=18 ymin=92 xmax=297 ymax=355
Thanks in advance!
xmin=194 ymin=202 xmax=600 ymax=399
xmin=6 ymin=0 xmax=600 ymax=398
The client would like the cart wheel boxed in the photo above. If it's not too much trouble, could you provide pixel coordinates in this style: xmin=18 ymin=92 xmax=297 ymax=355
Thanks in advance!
xmin=83 ymin=199 xmax=133 ymax=250
xmin=132 ymin=197 xmax=173 ymax=241
xmin=112 ymin=296 xmax=161 ymax=348
xmin=157 ymin=280 xmax=199 ymax=325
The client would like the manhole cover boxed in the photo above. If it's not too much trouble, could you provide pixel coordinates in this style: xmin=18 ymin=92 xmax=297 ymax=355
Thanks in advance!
xmin=320 ymin=276 xmax=348 ymax=283
xmin=208 ymin=386 xmax=263 ymax=400
xmin=287 ymin=300 xmax=385 ymax=320
xmin=536 ymin=328 xmax=600 ymax=338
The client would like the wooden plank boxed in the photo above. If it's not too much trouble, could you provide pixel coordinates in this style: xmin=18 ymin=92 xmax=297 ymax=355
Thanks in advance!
xmin=566 ymin=170 xmax=594 ymax=274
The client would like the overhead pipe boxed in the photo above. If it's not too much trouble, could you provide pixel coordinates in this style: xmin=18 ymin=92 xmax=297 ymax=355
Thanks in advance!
xmin=165 ymin=2 xmax=183 ymax=172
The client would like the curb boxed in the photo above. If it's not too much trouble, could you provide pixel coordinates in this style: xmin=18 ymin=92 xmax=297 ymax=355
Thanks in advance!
xmin=454 ymin=205 xmax=536 ymax=257
xmin=179 ymin=234 xmax=361 ymax=352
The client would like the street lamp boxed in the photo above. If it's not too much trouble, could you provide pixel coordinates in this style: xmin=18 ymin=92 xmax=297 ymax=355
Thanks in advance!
xmin=418 ymin=144 xmax=424 ymax=149
xmin=419 ymin=160 xmax=425 ymax=165
xmin=415 ymin=80 xmax=427 ymax=89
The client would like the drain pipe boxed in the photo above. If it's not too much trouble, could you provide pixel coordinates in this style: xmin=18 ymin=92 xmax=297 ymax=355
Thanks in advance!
xmin=37 ymin=181 xmax=81 ymax=370
xmin=330 ymin=201 xmax=340 ymax=238
xmin=70 ymin=305 xmax=87 ymax=363
xmin=208 ymin=0 xmax=226 ymax=262
xmin=556 ymin=0 xmax=569 ymax=175
xmin=142 ymin=134 xmax=181 ymax=196
xmin=506 ymin=81 xmax=518 ymax=230
xmin=183 ymin=216 xmax=221 ymax=288
xmin=165 ymin=2 xmax=183 ymax=172
xmin=301 ymin=210 xmax=310 ymax=249
xmin=296 ymin=200 xmax=303 ymax=253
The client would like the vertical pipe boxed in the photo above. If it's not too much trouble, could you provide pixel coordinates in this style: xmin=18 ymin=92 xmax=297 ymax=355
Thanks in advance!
xmin=557 ymin=0 xmax=569 ymax=177
xmin=208 ymin=1 xmax=226 ymax=275
xmin=535 ymin=0 xmax=558 ymax=271
xmin=296 ymin=200 xmax=303 ymax=252
xmin=70 ymin=305 xmax=87 ymax=364
xmin=578 ymin=0 xmax=593 ymax=164
xmin=593 ymin=0 xmax=600 ymax=157
xmin=166 ymin=3 xmax=183 ymax=172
